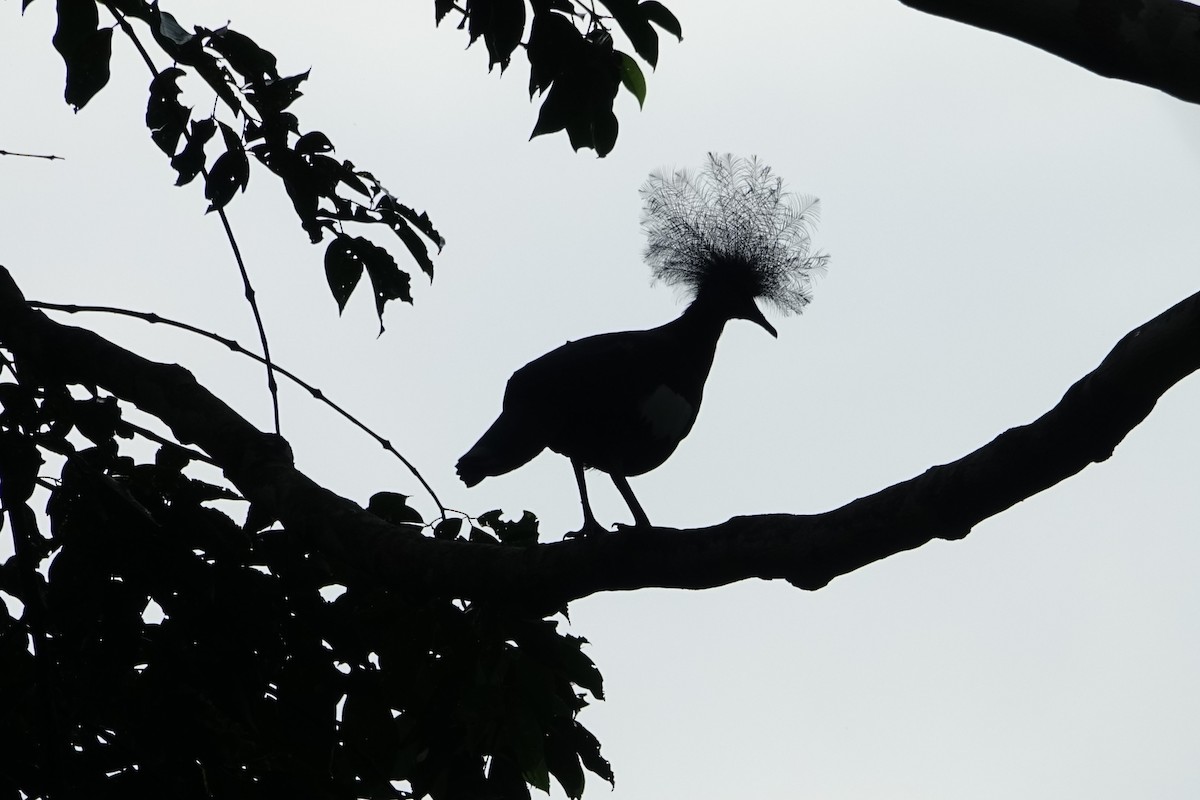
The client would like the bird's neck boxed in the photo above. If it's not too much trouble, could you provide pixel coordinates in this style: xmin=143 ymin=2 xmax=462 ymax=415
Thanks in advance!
xmin=674 ymin=294 xmax=733 ymax=339
xmin=657 ymin=296 xmax=731 ymax=379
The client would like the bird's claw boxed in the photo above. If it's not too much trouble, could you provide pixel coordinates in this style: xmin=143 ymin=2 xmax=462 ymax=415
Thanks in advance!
xmin=565 ymin=520 xmax=609 ymax=540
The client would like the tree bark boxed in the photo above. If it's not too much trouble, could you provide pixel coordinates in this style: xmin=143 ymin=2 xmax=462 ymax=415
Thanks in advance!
xmin=901 ymin=0 xmax=1200 ymax=104
xmin=1 ymin=265 xmax=1197 ymax=613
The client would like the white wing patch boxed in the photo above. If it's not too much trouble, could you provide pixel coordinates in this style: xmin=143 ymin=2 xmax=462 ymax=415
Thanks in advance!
xmin=639 ymin=384 xmax=694 ymax=442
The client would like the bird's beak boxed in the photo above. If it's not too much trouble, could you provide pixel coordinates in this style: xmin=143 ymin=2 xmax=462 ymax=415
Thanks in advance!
xmin=743 ymin=302 xmax=778 ymax=338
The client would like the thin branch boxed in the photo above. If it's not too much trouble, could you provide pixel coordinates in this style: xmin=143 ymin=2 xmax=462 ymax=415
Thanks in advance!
xmin=106 ymin=3 xmax=283 ymax=435
xmin=899 ymin=0 xmax=1200 ymax=105
xmin=0 ymin=149 xmax=64 ymax=161
xmin=29 ymin=300 xmax=446 ymax=516
xmin=3 ymin=266 xmax=1197 ymax=612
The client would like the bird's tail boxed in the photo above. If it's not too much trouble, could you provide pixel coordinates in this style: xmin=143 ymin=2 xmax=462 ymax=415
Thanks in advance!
xmin=456 ymin=412 xmax=546 ymax=487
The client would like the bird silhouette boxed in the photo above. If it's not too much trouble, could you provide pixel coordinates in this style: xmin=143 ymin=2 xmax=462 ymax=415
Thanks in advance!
xmin=457 ymin=154 xmax=828 ymax=535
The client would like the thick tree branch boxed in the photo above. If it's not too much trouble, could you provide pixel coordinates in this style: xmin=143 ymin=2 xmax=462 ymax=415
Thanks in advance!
xmin=900 ymin=0 xmax=1200 ymax=105
xmin=1 ymin=264 xmax=1197 ymax=612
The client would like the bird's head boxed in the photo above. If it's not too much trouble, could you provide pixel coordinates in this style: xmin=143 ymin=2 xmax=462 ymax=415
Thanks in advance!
xmin=641 ymin=153 xmax=828 ymax=336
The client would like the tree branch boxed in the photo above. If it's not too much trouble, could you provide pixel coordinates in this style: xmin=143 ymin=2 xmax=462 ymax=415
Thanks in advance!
xmin=1 ymin=264 xmax=1196 ymax=612
xmin=900 ymin=0 xmax=1200 ymax=105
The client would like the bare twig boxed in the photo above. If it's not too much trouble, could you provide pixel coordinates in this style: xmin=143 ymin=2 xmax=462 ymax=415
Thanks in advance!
xmin=29 ymin=300 xmax=446 ymax=516
xmin=106 ymin=3 xmax=282 ymax=435
xmin=0 ymin=149 xmax=64 ymax=161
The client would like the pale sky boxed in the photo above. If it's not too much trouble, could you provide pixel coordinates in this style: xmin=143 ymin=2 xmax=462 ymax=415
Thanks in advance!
xmin=4 ymin=1 xmax=1200 ymax=797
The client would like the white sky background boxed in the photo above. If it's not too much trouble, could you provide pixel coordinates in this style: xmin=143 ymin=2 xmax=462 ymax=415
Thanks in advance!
xmin=4 ymin=0 xmax=1200 ymax=797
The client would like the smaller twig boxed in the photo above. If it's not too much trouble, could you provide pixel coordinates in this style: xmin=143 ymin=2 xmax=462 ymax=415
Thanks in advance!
xmin=29 ymin=301 xmax=447 ymax=517
xmin=107 ymin=3 xmax=283 ymax=437
xmin=0 ymin=149 xmax=64 ymax=161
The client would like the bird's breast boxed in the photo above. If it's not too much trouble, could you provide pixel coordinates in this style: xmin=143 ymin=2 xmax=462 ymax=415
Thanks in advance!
xmin=639 ymin=384 xmax=696 ymax=444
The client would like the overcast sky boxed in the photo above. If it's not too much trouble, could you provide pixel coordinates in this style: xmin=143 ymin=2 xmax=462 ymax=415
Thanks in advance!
xmin=4 ymin=1 xmax=1200 ymax=797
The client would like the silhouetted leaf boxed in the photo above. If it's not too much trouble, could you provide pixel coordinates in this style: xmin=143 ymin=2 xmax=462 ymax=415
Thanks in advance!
xmin=544 ymin=721 xmax=586 ymax=799
xmin=530 ymin=30 xmax=622 ymax=156
xmin=146 ymin=67 xmax=189 ymax=156
xmin=295 ymin=131 xmax=334 ymax=155
xmin=383 ymin=213 xmax=437 ymax=279
xmin=469 ymin=526 xmax=501 ymax=545
xmin=52 ymin=0 xmax=113 ymax=111
xmin=362 ymin=249 xmax=414 ymax=330
xmin=323 ymin=235 xmax=413 ymax=326
xmin=205 ymin=150 xmax=247 ymax=212
xmin=204 ymin=123 xmax=249 ymax=211
xmin=208 ymin=27 xmax=279 ymax=83
xmin=324 ymin=235 xmax=364 ymax=313
xmin=466 ymin=0 xmax=526 ymax=72
xmin=570 ymin=723 xmax=614 ymax=785
xmin=527 ymin=12 xmax=581 ymax=97
xmin=154 ymin=9 xmax=193 ymax=47
xmin=617 ymin=51 xmax=646 ymax=108
xmin=246 ymin=70 xmax=309 ymax=116
xmin=640 ymin=0 xmax=682 ymax=39
xmin=170 ymin=117 xmax=217 ymax=186
xmin=71 ymin=396 xmax=123 ymax=446
xmin=378 ymin=196 xmax=445 ymax=252
xmin=479 ymin=510 xmax=540 ymax=546
xmin=366 ymin=492 xmax=424 ymax=526
xmin=434 ymin=0 xmax=455 ymax=24
xmin=433 ymin=518 xmax=464 ymax=540
xmin=604 ymin=0 xmax=659 ymax=68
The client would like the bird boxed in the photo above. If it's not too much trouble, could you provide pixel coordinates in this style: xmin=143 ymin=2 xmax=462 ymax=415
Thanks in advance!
xmin=456 ymin=154 xmax=828 ymax=535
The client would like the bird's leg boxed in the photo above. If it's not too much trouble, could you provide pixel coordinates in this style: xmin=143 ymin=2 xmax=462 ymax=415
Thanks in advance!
xmin=610 ymin=474 xmax=652 ymax=529
xmin=566 ymin=459 xmax=607 ymax=538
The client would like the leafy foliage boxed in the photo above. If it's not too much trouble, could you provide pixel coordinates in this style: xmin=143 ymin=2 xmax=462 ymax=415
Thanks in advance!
xmin=439 ymin=0 xmax=682 ymax=156
xmin=0 ymin=360 xmax=612 ymax=799
xmin=36 ymin=0 xmax=445 ymax=331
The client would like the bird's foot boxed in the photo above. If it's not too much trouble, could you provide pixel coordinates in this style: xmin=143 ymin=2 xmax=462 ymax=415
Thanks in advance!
xmin=564 ymin=519 xmax=609 ymax=540
xmin=613 ymin=521 xmax=653 ymax=534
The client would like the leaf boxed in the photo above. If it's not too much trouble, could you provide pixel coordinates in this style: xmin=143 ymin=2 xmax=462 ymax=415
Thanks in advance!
xmin=592 ymin=109 xmax=619 ymax=158
xmin=466 ymin=0 xmax=526 ymax=72
xmin=526 ymin=11 xmax=581 ymax=97
xmin=324 ymin=235 xmax=365 ymax=313
xmin=529 ymin=33 xmax=623 ymax=156
xmin=616 ymin=51 xmax=646 ymax=108
xmin=295 ymin=131 xmax=334 ymax=156
xmin=432 ymin=518 xmax=464 ymax=540
xmin=544 ymin=722 xmax=586 ymax=799
xmin=362 ymin=243 xmax=414 ymax=330
xmin=602 ymin=0 xmax=658 ymax=68
xmin=52 ymin=0 xmax=113 ymax=111
xmin=434 ymin=0 xmax=455 ymax=25
xmin=170 ymin=117 xmax=217 ymax=186
xmin=204 ymin=149 xmax=248 ymax=212
xmin=366 ymin=492 xmax=424 ymax=527
xmin=570 ymin=723 xmax=614 ymax=785
xmin=377 ymin=196 xmax=445 ymax=252
xmin=155 ymin=10 xmax=193 ymax=47
xmin=245 ymin=70 xmax=310 ymax=116
xmin=320 ymin=238 xmax=413 ymax=329
xmin=478 ymin=510 xmax=539 ymax=547
xmin=208 ymin=27 xmax=279 ymax=82
xmin=146 ymin=67 xmax=189 ymax=156
xmin=640 ymin=0 xmax=682 ymax=39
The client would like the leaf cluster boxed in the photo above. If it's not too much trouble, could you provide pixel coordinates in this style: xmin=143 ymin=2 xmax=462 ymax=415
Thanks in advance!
xmin=41 ymin=0 xmax=445 ymax=330
xmin=0 ymin=359 xmax=611 ymax=799
xmin=439 ymin=0 xmax=681 ymax=156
